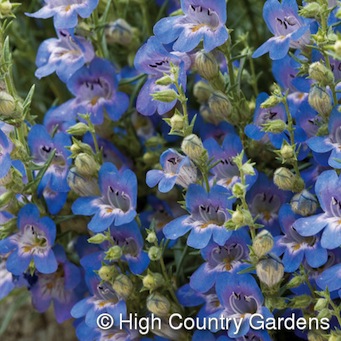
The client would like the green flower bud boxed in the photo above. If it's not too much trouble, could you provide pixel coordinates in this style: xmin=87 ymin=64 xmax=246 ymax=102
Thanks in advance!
xmin=308 ymin=86 xmax=332 ymax=118
xmin=152 ymin=89 xmax=178 ymax=103
xmin=334 ymin=40 xmax=341 ymax=58
xmin=146 ymin=231 xmax=157 ymax=244
xmin=328 ymin=331 xmax=341 ymax=341
xmin=143 ymin=272 xmax=165 ymax=290
xmin=290 ymin=295 xmax=313 ymax=309
xmin=70 ymin=140 xmax=94 ymax=156
xmin=105 ymin=245 xmax=123 ymax=260
xmin=0 ymin=1 xmax=12 ymax=16
xmin=0 ymin=191 xmax=14 ymax=208
xmin=232 ymin=183 xmax=245 ymax=198
xmin=194 ymin=51 xmax=220 ymax=80
xmin=274 ymin=167 xmax=304 ymax=192
xmin=199 ymin=103 xmax=222 ymax=125
xmin=67 ymin=122 xmax=89 ymax=136
xmin=193 ymin=81 xmax=212 ymax=103
xmin=314 ymin=298 xmax=329 ymax=311
xmin=0 ymin=91 xmax=15 ymax=117
xmin=286 ymin=275 xmax=305 ymax=288
xmin=98 ymin=265 xmax=118 ymax=282
xmin=105 ymin=19 xmax=133 ymax=45
xmin=169 ymin=112 xmax=185 ymax=132
xmin=317 ymin=308 xmax=332 ymax=320
xmin=280 ymin=144 xmax=295 ymax=160
xmin=299 ymin=2 xmax=322 ymax=18
xmin=181 ymin=134 xmax=207 ymax=162
xmin=67 ymin=167 xmax=101 ymax=196
xmin=156 ymin=75 xmax=173 ymax=86
xmin=260 ymin=95 xmax=282 ymax=108
xmin=146 ymin=292 xmax=170 ymax=317
xmin=256 ymin=255 xmax=284 ymax=287
xmin=208 ymin=91 xmax=233 ymax=123
xmin=253 ymin=230 xmax=274 ymax=258
xmin=148 ymin=246 xmax=162 ymax=261
xmin=240 ymin=162 xmax=256 ymax=176
xmin=112 ymin=274 xmax=133 ymax=298
xmin=309 ymin=62 xmax=334 ymax=87
xmin=308 ymin=332 xmax=325 ymax=341
xmin=74 ymin=153 xmax=99 ymax=177
xmin=290 ymin=189 xmax=318 ymax=216
xmin=231 ymin=210 xmax=245 ymax=225
xmin=261 ymin=119 xmax=287 ymax=133
xmin=88 ymin=233 xmax=107 ymax=244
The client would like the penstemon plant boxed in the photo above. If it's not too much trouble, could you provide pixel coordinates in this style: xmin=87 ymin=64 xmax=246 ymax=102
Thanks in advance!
xmin=0 ymin=0 xmax=341 ymax=340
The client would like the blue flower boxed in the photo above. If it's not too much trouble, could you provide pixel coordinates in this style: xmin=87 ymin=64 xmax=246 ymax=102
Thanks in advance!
xmin=0 ymin=204 xmax=57 ymax=275
xmin=146 ymin=148 xmax=197 ymax=193
xmin=293 ymin=170 xmax=341 ymax=249
xmin=65 ymin=58 xmax=129 ymax=125
xmin=134 ymin=36 xmax=190 ymax=116
xmin=30 ymin=244 xmax=82 ymax=323
xmin=72 ymin=162 xmax=137 ymax=232
xmin=307 ymin=107 xmax=341 ymax=169
xmin=273 ymin=204 xmax=327 ymax=272
xmin=253 ymin=0 xmax=311 ymax=60
xmin=215 ymin=273 xmax=273 ymax=338
xmin=190 ymin=229 xmax=250 ymax=293
xmin=26 ymin=0 xmax=99 ymax=30
xmin=246 ymin=172 xmax=291 ymax=235
xmin=35 ymin=29 xmax=95 ymax=82
xmin=244 ymin=92 xmax=288 ymax=149
xmin=154 ymin=0 xmax=229 ymax=52
xmin=0 ymin=129 xmax=13 ymax=179
xmin=204 ymin=134 xmax=257 ymax=190
xmin=108 ymin=222 xmax=150 ymax=275
xmin=316 ymin=263 xmax=341 ymax=298
xmin=163 ymin=184 xmax=233 ymax=249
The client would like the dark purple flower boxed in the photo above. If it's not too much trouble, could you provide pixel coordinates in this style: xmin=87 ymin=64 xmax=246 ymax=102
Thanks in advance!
xmin=35 ymin=29 xmax=94 ymax=82
xmin=163 ymin=184 xmax=233 ymax=249
xmin=72 ymin=162 xmax=137 ymax=232
xmin=253 ymin=0 xmax=311 ymax=60
xmin=273 ymin=204 xmax=327 ymax=272
xmin=154 ymin=0 xmax=229 ymax=52
xmin=293 ymin=170 xmax=341 ymax=249
xmin=65 ymin=58 xmax=129 ymax=124
xmin=0 ymin=204 xmax=57 ymax=275
xmin=146 ymin=148 xmax=197 ymax=193
xmin=26 ymin=0 xmax=99 ymax=30
xmin=30 ymin=244 xmax=82 ymax=323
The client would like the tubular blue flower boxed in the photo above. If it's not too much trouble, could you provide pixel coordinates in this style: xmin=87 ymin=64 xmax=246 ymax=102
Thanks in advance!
xmin=26 ymin=0 xmax=99 ymax=30
xmin=35 ymin=29 xmax=95 ymax=83
xmin=190 ymin=229 xmax=250 ymax=293
xmin=293 ymin=170 xmax=341 ymax=249
xmin=204 ymin=134 xmax=257 ymax=190
xmin=215 ymin=273 xmax=273 ymax=338
xmin=273 ymin=204 xmax=327 ymax=272
xmin=28 ymin=124 xmax=71 ymax=193
xmin=43 ymin=105 xmax=77 ymax=134
xmin=0 ymin=129 xmax=12 ymax=179
xmin=0 ymin=204 xmax=57 ymax=275
xmin=163 ymin=184 xmax=233 ymax=249
xmin=65 ymin=58 xmax=129 ymax=124
xmin=244 ymin=92 xmax=288 ymax=149
xmin=72 ymin=162 xmax=137 ymax=232
xmin=109 ymin=222 xmax=150 ymax=275
xmin=252 ymin=0 xmax=311 ymax=60
xmin=154 ymin=0 xmax=229 ymax=52
xmin=307 ymin=107 xmax=341 ymax=169
xmin=30 ymin=244 xmax=82 ymax=323
xmin=146 ymin=148 xmax=197 ymax=193
xmin=246 ymin=172 xmax=291 ymax=234
xmin=316 ymin=263 xmax=341 ymax=298
xmin=134 ymin=36 xmax=190 ymax=116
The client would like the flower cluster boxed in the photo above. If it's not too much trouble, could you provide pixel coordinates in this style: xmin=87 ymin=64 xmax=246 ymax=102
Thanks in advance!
xmin=0 ymin=0 xmax=340 ymax=340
